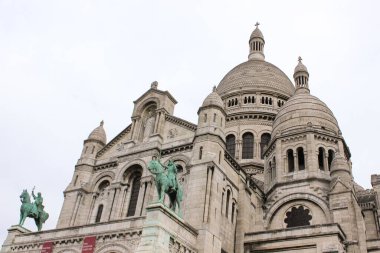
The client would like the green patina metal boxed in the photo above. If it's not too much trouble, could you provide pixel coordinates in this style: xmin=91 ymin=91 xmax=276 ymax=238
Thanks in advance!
xmin=19 ymin=187 xmax=49 ymax=231
xmin=148 ymin=155 xmax=183 ymax=217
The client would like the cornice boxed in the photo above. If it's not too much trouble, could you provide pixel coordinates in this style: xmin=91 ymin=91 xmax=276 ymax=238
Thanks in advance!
xmin=165 ymin=114 xmax=197 ymax=132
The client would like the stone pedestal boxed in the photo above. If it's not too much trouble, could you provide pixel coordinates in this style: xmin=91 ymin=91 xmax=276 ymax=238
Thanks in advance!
xmin=1 ymin=225 xmax=31 ymax=252
xmin=135 ymin=202 xmax=198 ymax=253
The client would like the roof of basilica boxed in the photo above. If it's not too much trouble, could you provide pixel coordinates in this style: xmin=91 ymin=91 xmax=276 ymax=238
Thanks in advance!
xmin=216 ymin=59 xmax=295 ymax=98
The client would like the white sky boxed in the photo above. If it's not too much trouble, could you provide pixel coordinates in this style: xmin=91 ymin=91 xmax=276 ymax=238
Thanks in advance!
xmin=1 ymin=0 xmax=379 ymax=242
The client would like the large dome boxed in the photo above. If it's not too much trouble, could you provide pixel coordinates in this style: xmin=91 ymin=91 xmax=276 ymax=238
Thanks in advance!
xmin=272 ymin=92 xmax=339 ymax=136
xmin=216 ymin=60 xmax=295 ymax=98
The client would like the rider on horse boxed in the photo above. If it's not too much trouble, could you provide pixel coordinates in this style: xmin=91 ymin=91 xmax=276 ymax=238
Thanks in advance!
xmin=31 ymin=187 xmax=45 ymax=219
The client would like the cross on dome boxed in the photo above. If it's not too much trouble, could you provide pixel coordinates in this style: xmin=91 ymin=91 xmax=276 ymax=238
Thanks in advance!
xmin=298 ymin=56 xmax=302 ymax=63
xmin=255 ymin=22 xmax=260 ymax=28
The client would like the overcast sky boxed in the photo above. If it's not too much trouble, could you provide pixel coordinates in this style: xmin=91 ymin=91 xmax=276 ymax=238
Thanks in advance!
xmin=1 ymin=0 xmax=379 ymax=242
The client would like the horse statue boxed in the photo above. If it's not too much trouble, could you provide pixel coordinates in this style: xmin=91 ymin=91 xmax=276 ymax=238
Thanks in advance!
xmin=19 ymin=188 xmax=49 ymax=231
xmin=147 ymin=156 xmax=183 ymax=217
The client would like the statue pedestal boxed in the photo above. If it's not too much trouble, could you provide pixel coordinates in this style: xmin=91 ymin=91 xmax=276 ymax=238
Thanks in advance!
xmin=135 ymin=202 xmax=198 ymax=253
xmin=1 ymin=225 xmax=31 ymax=252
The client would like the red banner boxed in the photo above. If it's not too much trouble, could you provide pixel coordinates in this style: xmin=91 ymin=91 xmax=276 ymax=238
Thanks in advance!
xmin=41 ymin=241 xmax=53 ymax=253
xmin=82 ymin=236 xmax=96 ymax=253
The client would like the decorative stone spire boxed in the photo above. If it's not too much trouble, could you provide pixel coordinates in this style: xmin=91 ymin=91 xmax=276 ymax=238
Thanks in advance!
xmin=248 ymin=22 xmax=265 ymax=61
xmin=293 ymin=56 xmax=310 ymax=94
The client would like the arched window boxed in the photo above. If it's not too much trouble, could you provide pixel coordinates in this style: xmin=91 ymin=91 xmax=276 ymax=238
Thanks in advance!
xmin=199 ymin=146 xmax=203 ymax=160
xmin=269 ymin=161 xmax=272 ymax=181
xmin=176 ymin=165 xmax=184 ymax=174
xmin=260 ymin=133 xmax=271 ymax=159
xmin=98 ymin=180 xmax=110 ymax=192
xmin=272 ymin=156 xmax=276 ymax=179
xmin=297 ymin=147 xmax=305 ymax=170
xmin=226 ymin=190 xmax=230 ymax=218
xmin=242 ymin=132 xmax=254 ymax=159
xmin=318 ymin=147 xmax=325 ymax=170
xmin=91 ymin=146 xmax=95 ymax=154
xmin=95 ymin=204 xmax=103 ymax=223
xmin=244 ymin=97 xmax=247 ymax=104
xmin=127 ymin=174 xmax=141 ymax=217
xmin=328 ymin=150 xmax=335 ymax=171
xmin=226 ymin=134 xmax=236 ymax=157
xmin=287 ymin=149 xmax=295 ymax=172
xmin=231 ymin=203 xmax=235 ymax=222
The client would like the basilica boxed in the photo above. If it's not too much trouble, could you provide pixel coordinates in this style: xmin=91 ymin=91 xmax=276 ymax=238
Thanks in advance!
xmin=2 ymin=25 xmax=380 ymax=253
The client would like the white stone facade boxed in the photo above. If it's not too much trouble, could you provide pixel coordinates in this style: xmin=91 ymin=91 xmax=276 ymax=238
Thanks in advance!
xmin=2 ymin=26 xmax=380 ymax=253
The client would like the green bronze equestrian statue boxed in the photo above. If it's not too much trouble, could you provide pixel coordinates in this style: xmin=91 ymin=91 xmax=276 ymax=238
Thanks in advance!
xmin=147 ymin=155 xmax=183 ymax=217
xmin=19 ymin=187 xmax=49 ymax=231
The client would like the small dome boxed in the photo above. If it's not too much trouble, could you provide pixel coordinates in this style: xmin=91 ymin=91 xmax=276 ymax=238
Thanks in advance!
xmin=88 ymin=121 xmax=107 ymax=145
xmin=294 ymin=57 xmax=309 ymax=74
xmin=202 ymin=86 xmax=224 ymax=109
xmin=250 ymin=22 xmax=264 ymax=41
xmin=272 ymin=93 xmax=339 ymax=136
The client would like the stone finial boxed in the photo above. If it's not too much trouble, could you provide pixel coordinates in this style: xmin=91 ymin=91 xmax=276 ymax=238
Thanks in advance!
xmin=255 ymin=22 xmax=260 ymax=28
xmin=100 ymin=120 xmax=104 ymax=126
xmin=151 ymin=81 xmax=158 ymax=89
xmin=213 ymin=86 xmax=217 ymax=92
xmin=298 ymin=56 xmax=302 ymax=63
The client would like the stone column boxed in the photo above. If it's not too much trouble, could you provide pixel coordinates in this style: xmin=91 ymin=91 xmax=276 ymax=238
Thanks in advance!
xmin=86 ymin=194 xmax=98 ymax=224
xmin=119 ymin=185 xmax=130 ymax=218
xmin=294 ymin=151 xmax=299 ymax=172
xmin=110 ymin=186 xmax=121 ymax=220
xmin=203 ymin=166 xmax=214 ymax=223
xmin=70 ymin=192 xmax=82 ymax=226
